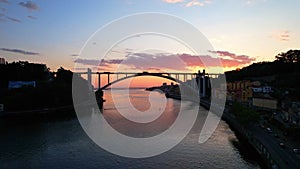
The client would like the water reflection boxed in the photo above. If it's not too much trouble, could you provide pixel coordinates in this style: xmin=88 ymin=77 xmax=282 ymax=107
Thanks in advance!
xmin=0 ymin=89 xmax=262 ymax=169
xmin=103 ymin=89 xmax=181 ymax=138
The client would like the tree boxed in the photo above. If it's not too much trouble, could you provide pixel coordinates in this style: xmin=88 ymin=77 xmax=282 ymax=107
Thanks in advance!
xmin=275 ymin=50 xmax=300 ymax=63
xmin=230 ymin=103 xmax=259 ymax=126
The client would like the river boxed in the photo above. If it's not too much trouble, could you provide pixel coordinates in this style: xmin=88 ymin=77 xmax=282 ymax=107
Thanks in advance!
xmin=0 ymin=89 xmax=263 ymax=169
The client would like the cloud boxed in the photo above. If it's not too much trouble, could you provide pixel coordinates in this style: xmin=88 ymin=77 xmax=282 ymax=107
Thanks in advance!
xmin=19 ymin=1 xmax=39 ymax=11
xmin=279 ymin=31 xmax=290 ymax=42
xmin=0 ymin=7 xmax=6 ymax=12
xmin=163 ymin=0 xmax=184 ymax=3
xmin=270 ymin=30 xmax=290 ymax=42
xmin=6 ymin=16 xmax=21 ymax=23
xmin=109 ymin=50 xmax=122 ymax=53
xmin=185 ymin=0 xmax=211 ymax=7
xmin=73 ymin=67 xmax=90 ymax=71
xmin=208 ymin=50 xmax=256 ymax=65
xmin=27 ymin=15 xmax=37 ymax=19
xmin=186 ymin=0 xmax=205 ymax=7
xmin=0 ymin=14 xmax=22 ymax=23
xmin=177 ymin=53 xmax=254 ymax=68
xmin=0 ymin=0 xmax=9 ymax=4
xmin=246 ymin=0 xmax=253 ymax=5
xmin=147 ymin=67 xmax=162 ymax=71
xmin=74 ymin=50 xmax=254 ymax=70
xmin=246 ymin=0 xmax=268 ymax=5
xmin=0 ymin=48 xmax=39 ymax=55
xmin=74 ymin=58 xmax=101 ymax=66
xmin=74 ymin=58 xmax=123 ymax=67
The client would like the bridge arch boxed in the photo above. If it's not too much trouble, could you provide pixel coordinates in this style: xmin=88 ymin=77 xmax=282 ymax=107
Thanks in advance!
xmin=100 ymin=73 xmax=185 ymax=90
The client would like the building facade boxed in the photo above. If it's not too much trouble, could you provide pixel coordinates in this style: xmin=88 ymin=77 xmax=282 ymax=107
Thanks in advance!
xmin=227 ymin=80 xmax=253 ymax=103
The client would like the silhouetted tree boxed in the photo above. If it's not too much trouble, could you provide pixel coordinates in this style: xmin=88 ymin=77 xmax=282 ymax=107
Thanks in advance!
xmin=0 ymin=61 xmax=51 ymax=88
xmin=0 ymin=61 xmax=90 ymax=112
xmin=230 ymin=103 xmax=259 ymax=126
xmin=56 ymin=67 xmax=73 ymax=83
xmin=275 ymin=50 xmax=300 ymax=63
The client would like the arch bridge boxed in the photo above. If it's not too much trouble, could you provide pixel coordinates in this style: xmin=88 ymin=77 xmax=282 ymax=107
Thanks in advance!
xmin=74 ymin=69 xmax=221 ymax=98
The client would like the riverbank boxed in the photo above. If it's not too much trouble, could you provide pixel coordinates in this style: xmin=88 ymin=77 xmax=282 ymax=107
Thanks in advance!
xmin=221 ymin=110 xmax=270 ymax=169
xmin=0 ymin=99 xmax=104 ymax=120
xmin=198 ymin=98 xmax=300 ymax=169
xmin=0 ymin=104 xmax=76 ymax=120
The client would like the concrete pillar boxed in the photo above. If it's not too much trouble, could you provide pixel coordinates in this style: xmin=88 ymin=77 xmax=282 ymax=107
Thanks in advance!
xmin=95 ymin=89 xmax=104 ymax=109
xmin=192 ymin=77 xmax=197 ymax=91
xmin=198 ymin=70 xmax=201 ymax=97
xmin=87 ymin=68 xmax=92 ymax=90
xmin=98 ymin=73 xmax=101 ymax=89
xmin=202 ymin=76 xmax=206 ymax=97
xmin=202 ymin=69 xmax=206 ymax=97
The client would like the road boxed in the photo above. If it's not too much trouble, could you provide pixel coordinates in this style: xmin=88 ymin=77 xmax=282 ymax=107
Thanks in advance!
xmin=201 ymin=100 xmax=300 ymax=169
xmin=251 ymin=124 xmax=300 ymax=169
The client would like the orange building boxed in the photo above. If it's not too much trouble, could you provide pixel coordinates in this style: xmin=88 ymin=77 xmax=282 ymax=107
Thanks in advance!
xmin=227 ymin=80 xmax=253 ymax=102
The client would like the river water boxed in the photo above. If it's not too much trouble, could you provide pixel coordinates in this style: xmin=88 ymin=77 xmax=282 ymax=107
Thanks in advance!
xmin=0 ymin=89 xmax=262 ymax=169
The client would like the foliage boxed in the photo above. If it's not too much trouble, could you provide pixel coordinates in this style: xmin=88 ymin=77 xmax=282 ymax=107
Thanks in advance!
xmin=230 ymin=103 xmax=260 ymax=125
xmin=226 ymin=49 xmax=300 ymax=82
xmin=0 ymin=62 xmax=90 ymax=111
xmin=225 ymin=49 xmax=300 ymax=99
xmin=275 ymin=50 xmax=300 ymax=63
xmin=0 ymin=61 xmax=51 ymax=88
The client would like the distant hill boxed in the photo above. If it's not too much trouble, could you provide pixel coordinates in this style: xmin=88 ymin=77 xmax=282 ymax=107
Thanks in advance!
xmin=225 ymin=49 xmax=300 ymax=98
xmin=225 ymin=61 xmax=297 ymax=81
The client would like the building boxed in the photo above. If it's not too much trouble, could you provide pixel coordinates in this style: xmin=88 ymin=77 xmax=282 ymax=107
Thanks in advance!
xmin=0 ymin=58 xmax=6 ymax=64
xmin=252 ymin=86 xmax=273 ymax=93
xmin=280 ymin=100 xmax=300 ymax=125
xmin=227 ymin=80 xmax=253 ymax=103
xmin=195 ymin=70 xmax=211 ymax=98
xmin=252 ymin=97 xmax=277 ymax=111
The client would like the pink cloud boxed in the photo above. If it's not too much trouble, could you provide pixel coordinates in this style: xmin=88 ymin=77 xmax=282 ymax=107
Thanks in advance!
xmin=209 ymin=50 xmax=256 ymax=64
xmin=270 ymin=30 xmax=290 ymax=42
xmin=147 ymin=67 xmax=162 ymax=71
xmin=74 ymin=50 xmax=255 ymax=71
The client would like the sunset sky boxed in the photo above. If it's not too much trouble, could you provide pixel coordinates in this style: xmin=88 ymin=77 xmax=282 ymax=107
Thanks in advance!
xmin=1 ymin=0 xmax=300 ymax=87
